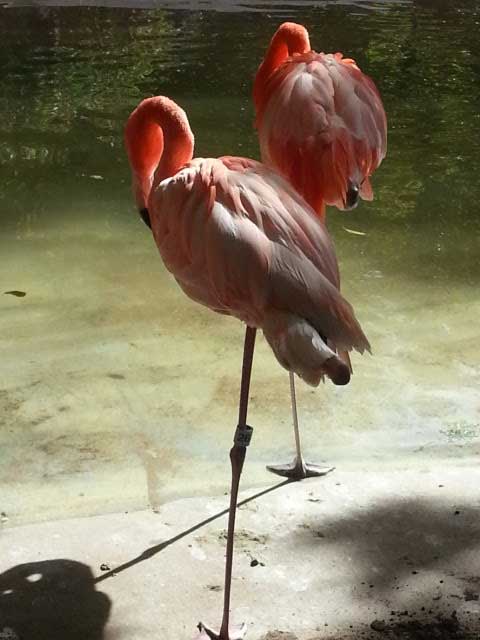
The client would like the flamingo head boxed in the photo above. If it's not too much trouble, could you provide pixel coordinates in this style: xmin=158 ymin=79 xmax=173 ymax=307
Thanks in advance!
xmin=125 ymin=96 xmax=194 ymax=229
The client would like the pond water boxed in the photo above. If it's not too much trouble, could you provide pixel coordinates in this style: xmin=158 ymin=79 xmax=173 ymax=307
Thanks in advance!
xmin=1 ymin=0 xmax=479 ymax=526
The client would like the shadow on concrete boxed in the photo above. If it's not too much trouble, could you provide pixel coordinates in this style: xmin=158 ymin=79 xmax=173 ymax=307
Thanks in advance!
xmin=0 ymin=559 xmax=111 ymax=640
xmin=262 ymin=608 xmax=480 ymax=639
xmin=296 ymin=497 xmax=480 ymax=591
xmin=95 ymin=478 xmax=291 ymax=584
xmin=355 ymin=611 xmax=479 ymax=639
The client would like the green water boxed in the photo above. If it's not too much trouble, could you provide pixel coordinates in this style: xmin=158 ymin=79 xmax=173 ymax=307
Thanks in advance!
xmin=1 ymin=1 xmax=479 ymax=525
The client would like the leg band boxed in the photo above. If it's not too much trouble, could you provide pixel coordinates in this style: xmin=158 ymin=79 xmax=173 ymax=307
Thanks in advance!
xmin=234 ymin=424 xmax=253 ymax=447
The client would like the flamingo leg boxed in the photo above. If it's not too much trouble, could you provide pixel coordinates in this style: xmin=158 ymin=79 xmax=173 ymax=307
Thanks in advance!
xmin=196 ymin=326 xmax=256 ymax=640
xmin=266 ymin=372 xmax=334 ymax=480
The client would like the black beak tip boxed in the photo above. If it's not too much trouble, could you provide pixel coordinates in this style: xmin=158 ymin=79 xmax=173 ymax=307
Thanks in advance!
xmin=345 ymin=183 xmax=360 ymax=210
xmin=140 ymin=208 xmax=151 ymax=229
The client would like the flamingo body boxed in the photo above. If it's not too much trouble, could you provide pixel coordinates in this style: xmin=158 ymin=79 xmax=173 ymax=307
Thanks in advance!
xmin=151 ymin=155 xmax=369 ymax=386
xmin=125 ymin=97 xmax=369 ymax=387
xmin=125 ymin=95 xmax=372 ymax=638
xmin=254 ymin=23 xmax=387 ymax=217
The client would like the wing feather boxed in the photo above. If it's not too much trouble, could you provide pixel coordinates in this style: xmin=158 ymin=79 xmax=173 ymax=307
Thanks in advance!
xmin=150 ymin=157 xmax=369 ymax=353
xmin=257 ymin=51 xmax=387 ymax=211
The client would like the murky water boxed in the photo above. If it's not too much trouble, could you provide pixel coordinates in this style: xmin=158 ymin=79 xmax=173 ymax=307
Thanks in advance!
xmin=1 ymin=1 xmax=479 ymax=526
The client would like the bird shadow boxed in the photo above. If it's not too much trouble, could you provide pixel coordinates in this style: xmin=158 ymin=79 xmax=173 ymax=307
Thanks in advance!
xmin=95 ymin=478 xmax=291 ymax=584
xmin=0 ymin=559 xmax=111 ymax=640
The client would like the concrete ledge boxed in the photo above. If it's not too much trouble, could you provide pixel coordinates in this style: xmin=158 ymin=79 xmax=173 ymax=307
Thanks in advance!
xmin=1 ymin=468 xmax=480 ymax=639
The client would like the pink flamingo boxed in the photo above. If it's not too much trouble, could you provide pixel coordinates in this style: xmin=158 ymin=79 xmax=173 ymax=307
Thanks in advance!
xmin=254 ymin=22 xmax=387 ymax=479
xmin=125 ymin=96 xmax=370 ymax=640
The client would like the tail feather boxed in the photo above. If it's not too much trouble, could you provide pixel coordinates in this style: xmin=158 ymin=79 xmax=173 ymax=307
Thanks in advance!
xmin=262 ymin=311 xmax=351 ymax=387
xmin=339 ymin=349 xmax=352 ymax=373
xmin=269 ymin=244 xmax=371 ymax=356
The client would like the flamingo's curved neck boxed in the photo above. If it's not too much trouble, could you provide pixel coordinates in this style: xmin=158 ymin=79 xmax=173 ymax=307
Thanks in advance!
xmin=253 ymin=22 xmax=310 ymax=112
xmin=125 ymin=96 xmax=194 ymax=211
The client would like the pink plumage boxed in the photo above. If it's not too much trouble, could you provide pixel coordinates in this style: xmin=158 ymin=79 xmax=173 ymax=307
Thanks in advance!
xmin=254 ymin=23 xmax=387 ymax=218
xmin=125 ymin=97 xmax=370 ymax=387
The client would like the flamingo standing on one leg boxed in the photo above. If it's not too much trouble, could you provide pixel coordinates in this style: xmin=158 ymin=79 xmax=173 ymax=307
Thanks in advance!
xmin=253 ymin=22 xmax=387 ymax=479
xmin=125 ymin=96 xmax=370 ymax=640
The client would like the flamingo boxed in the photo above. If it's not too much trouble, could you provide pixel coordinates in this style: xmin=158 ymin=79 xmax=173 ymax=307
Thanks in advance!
xmin=124 ymin=95 xmax=370 ymax=640
xmin=253 ymin=22 xmax=387 ymax=479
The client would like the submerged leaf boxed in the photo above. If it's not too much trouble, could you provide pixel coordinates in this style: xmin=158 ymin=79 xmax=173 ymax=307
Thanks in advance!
xmin=343 ymin=227 xmax=367 ymax=236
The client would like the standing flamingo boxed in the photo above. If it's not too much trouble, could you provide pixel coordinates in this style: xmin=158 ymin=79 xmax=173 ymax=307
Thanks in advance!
xmin=253 ymin=22 xmax=387 ymax=479
xmin=125 ymin=96 xmax=370 ymax=640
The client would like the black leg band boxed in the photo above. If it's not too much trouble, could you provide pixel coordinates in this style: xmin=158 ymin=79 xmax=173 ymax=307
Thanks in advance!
xmin=234 ymin=424 xmax=253 ymax=447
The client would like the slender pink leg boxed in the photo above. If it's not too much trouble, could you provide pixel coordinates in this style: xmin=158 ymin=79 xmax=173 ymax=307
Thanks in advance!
xmin=197 ymin=326 xmax=256 ymax=640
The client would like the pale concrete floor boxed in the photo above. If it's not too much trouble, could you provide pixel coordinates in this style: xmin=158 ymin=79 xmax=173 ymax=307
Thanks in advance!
xmin=1 ymin=468 xmax=480 ymax=639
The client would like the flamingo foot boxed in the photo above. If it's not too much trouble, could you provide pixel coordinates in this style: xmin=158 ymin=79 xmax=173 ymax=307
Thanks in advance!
xmin=195 ymin=622 xmax=247 ymax=640
xmin=266 ymin=456 xmax=334 ymax=480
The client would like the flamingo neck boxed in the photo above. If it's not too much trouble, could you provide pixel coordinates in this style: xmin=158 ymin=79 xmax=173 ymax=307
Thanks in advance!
xmin=253 ymin=22 xmax=310 ymax=113
xmin=124 ymin=96 xmax=194 ymax=211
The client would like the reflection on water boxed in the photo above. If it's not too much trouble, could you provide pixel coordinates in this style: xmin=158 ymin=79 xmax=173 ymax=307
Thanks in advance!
xmin=1 ymin=1 xmax=479 ymax=525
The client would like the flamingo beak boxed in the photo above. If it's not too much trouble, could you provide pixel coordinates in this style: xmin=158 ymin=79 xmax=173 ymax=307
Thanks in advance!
xmin=139 ymin=208 xmax=151 ymax=229
xmin=344 ymin=182 xmax=360 ymax=210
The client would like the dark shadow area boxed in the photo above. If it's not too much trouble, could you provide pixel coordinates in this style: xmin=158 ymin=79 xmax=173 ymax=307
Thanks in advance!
xmin=265 ymin=495 xmax=480 ymax=639
xmin=295 ymin=497 xmax=480 ymax=591
xmin=95 ymin=478 xmax=291 ymax=583
xmin=262 ymin=608 xmax=480 ymax=639
xmin=0 ymin=560 xmax=111 ymax=640
xmin=356 ymin=611 xmax=479 ymax=640
xmin=330 ymin=610 xmax=479 ymax=639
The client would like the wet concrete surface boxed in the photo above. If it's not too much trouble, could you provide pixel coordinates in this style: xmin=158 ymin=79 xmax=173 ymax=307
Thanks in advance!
xmin=1 ymin=211 xmax=480 ymax=526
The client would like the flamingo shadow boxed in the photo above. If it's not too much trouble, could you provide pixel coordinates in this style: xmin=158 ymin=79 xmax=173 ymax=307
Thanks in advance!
xmin=0 ymin=559 xmax=111 ymax=640
xmin=95 ymin=478 xmax=291 ymax=584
